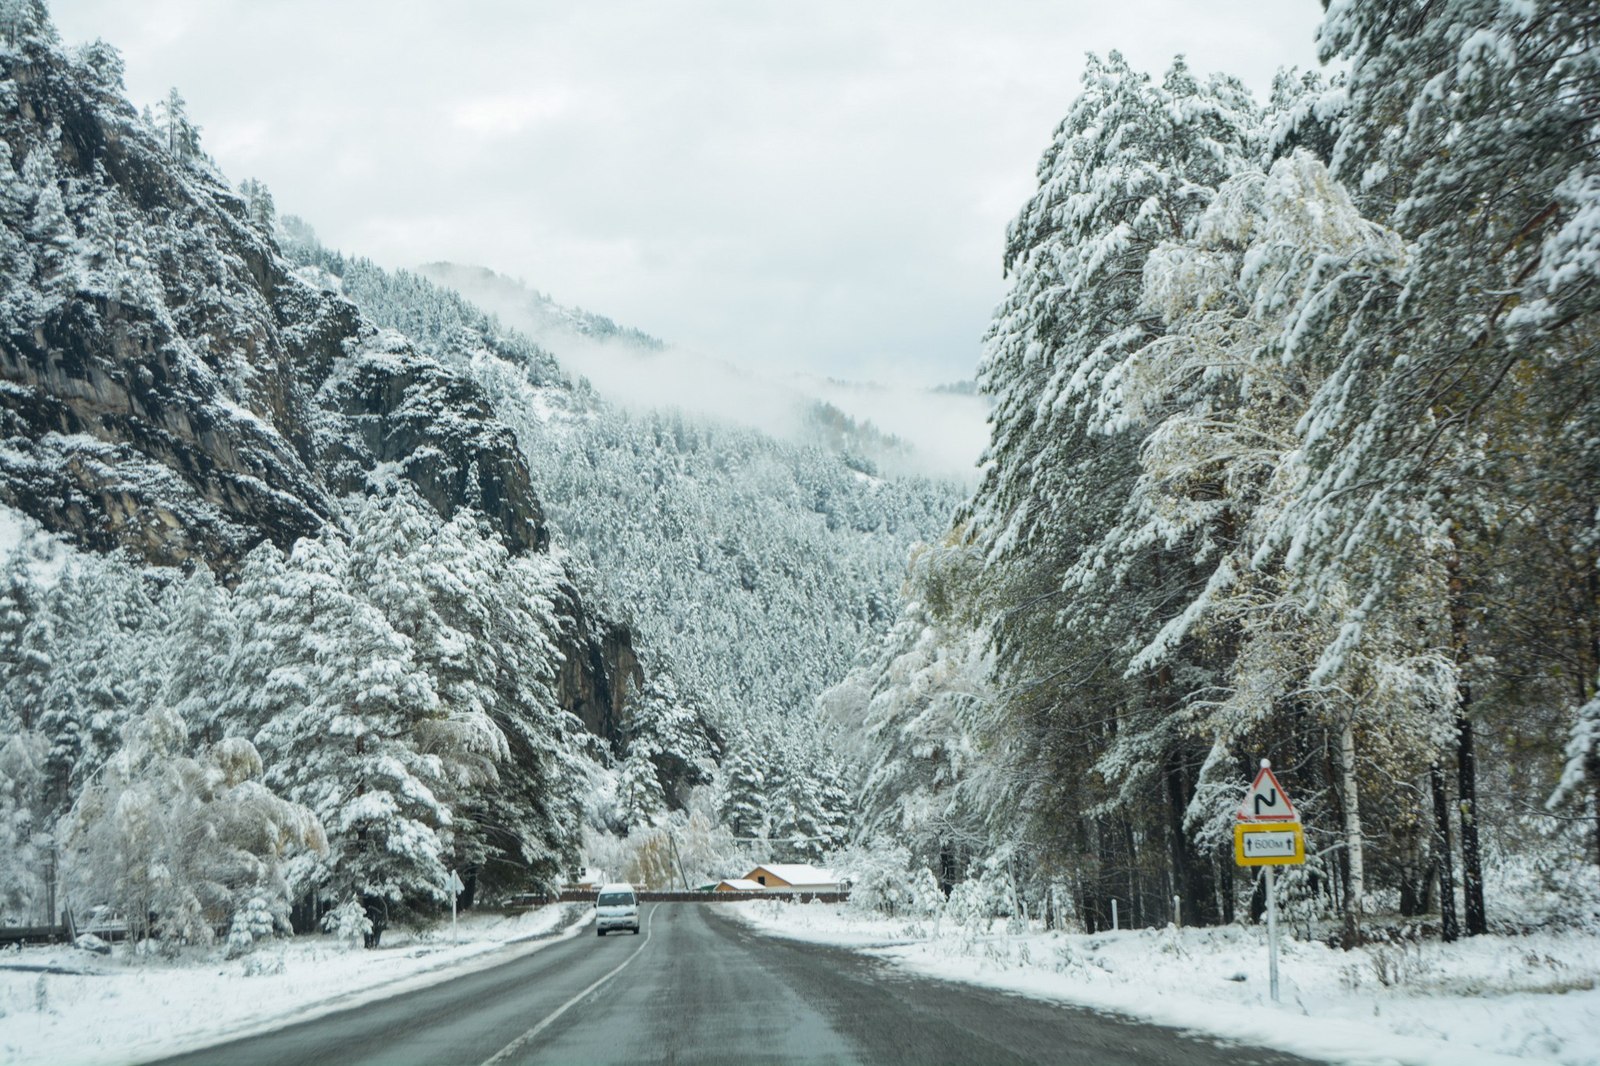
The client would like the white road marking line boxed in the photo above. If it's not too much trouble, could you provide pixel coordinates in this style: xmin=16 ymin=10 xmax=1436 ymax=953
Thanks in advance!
xmin=478 ymin=903 xmax=658 ymax=1065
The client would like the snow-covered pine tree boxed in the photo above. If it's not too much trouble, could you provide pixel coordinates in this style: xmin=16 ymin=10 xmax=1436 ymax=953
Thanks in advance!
xmin=19 ymin=144 xmax=80 ymax=305
xmin=1107 ymin=148 xmax=1464 ymax=938
xmin=0 ymin=559 xmax=49 ymax=918
xmin=0 ymin=0 xmax=53 ymax=50
xmin=616 ymin=749 xmax=666 ymax=834
xmin=155 ymin=88 xmax=201 ymax=161
xmin=825 ymin=532 xmax=994 ymax=883
xmin=718 ymin=742 xmax=769 ymax=845
xmin=238 ymin=177 xmax=274 ymax=233
xmin=0 ymin=726 xmax=47 ymax=921
xmin=234 ymin=534 xmax=453 ymax=940
xmin=1292 ymin=0 xmax=1600 ymax=926
xmin=967 ymin=52 xmax=1259 ymax=928
xmin=33 ymin=557 xmax=159 ymax=825
xmin=622 ymin=674 xmax=717 ymax=809
xmin=158 ymin=567 xmax=239 ymax=747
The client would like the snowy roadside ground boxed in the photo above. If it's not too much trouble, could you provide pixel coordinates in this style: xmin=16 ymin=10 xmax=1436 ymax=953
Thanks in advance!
xmin=0 ymin=904 xmax=588 ymax=1066
xmin=727 ymin=900 xmax=1599 ymax=1066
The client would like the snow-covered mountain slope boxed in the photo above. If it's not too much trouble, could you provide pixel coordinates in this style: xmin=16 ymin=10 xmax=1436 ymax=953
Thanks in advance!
xmin=0 ymin=31 xmax=543 ymax=567
xmin=0 ymin=11 xmax=706 ymax=907
xmin=286 ymin=236 xmax=966 ymax=732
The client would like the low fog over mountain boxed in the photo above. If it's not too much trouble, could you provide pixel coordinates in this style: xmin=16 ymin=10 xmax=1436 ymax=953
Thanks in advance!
xmin=418 ymin=263 xmax=989 ymax=485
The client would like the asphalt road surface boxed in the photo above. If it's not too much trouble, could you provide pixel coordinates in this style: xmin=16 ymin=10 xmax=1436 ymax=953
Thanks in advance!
xmin=146 ymin=904 xmax=1322 ymax=1066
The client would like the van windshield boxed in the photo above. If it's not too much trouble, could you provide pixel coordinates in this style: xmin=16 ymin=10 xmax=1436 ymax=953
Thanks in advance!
xmin=597 ymin=892 xmax=634 ymax=906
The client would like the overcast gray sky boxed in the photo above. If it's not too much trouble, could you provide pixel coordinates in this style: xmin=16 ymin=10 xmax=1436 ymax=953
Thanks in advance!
xmin=51 ymin=1 xmax=1325 ymax=388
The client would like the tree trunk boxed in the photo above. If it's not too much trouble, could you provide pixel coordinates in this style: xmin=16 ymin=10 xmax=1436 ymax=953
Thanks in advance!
xmin=1445 ymin=541 xmax=1487 ymax=936
xmin=1431 ymin=762 xmax=1459 ymax=942
xmin=1419 ymin=839 xmax=1436 ymax=915
xmin=1220 ymin=846 xmax=1235 ymax=925
xmin=1321 ymin=734 xmax=1348 ymax=915
xmin=1589 ymin=752 xmax=1600 ymax=869
xmin=1398 ymin=869 xmax=1420 ymax=917
xmin=1589 ymin=569 xmax=1600 ymax=868
xmin=1079 ymin=817 xmax=1106 ymax=933
xmin=1339 ymin=719 xmax=1366 ymax=946
xmin=1249 ymin=870 xmax=1267 ymax=922
xmin=1457 ymin=710 xmax=1487 ymax=935
xmin=1164 ymin=752 xmax=1218 ymax=926
xmin=1119 ymin=816 xmax=1142 ymax=926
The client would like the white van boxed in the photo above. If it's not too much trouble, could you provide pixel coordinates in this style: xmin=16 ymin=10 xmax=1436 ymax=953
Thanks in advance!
xmin=594 ymin=882 xmax=640 ymax=936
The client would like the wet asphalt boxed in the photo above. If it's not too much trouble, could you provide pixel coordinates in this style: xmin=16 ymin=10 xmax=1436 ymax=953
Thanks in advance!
xmin=140 ymin=904 xmax=1323 ymax=1066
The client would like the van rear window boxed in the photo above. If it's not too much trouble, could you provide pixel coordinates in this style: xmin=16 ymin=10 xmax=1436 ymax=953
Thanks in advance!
xmin=597 ymin=892 xmax=634 ymax=906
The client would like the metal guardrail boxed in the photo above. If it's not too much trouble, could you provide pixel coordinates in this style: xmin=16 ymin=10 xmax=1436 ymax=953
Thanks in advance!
xmin=0 ymin=924 xmax=69 ymax=945
xmin=527 ymin=889 xmax=849 ymax=905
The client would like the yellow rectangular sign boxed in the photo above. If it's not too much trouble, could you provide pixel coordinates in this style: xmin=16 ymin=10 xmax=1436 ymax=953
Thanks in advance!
xmin=1234 ymin=822 xmax=1305 ymax=866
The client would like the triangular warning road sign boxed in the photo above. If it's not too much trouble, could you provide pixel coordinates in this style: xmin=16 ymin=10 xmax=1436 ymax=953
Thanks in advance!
xmin=1237 ymin=764 xmax=1297 ymax=821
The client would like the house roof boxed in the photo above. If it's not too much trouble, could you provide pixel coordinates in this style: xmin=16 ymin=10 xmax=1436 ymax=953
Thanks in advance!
xmin=717 ymin=879 xmax=765 ymax=891
xmin=745 ymin=863 xmax=840 ymax=886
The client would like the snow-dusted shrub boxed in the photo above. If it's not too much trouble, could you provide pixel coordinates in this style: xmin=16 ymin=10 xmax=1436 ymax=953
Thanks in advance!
xmin=945 ymin=877 xmax=991 ymax=931
xmin=63 ymin=714 xmax=326 ymax=951
xmin=945 ymin=858 xmax=1016 ymax=932
xmin=241 ymin=953 xmax=285 ymax=977
xmin=1368 ymin=937 xmax=1427 ymax=988
xmin=827 ymin=841 xmax=925 ymax=917
xmin=324 ymin=899 xmax=372 ymax=946
xmin=226 ymin=896 xmax=276 ymax=958
xmin=908 ymin=866 xmax=945 ymax=920
xmin=1483 ymin=820 xmax=1600 ymax=932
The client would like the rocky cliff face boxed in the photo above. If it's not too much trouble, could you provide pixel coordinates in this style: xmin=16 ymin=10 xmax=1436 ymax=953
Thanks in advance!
xmin=0 ymin=24 xmax=634 ymax=740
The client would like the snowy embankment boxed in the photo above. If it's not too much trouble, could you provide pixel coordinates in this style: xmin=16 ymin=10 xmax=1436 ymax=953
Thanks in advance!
xmin=729 ymin=900 xmax=1599 ymax=1066
xmin=0 ymin=904 xmax=587 ymax=1066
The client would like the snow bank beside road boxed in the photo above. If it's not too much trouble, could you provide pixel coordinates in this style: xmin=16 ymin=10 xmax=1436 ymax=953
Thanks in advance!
xmin=729 ymin=900 xmax=1598 ymax=1066
xmin=0 ymin=905 xmax=585 ymax=1066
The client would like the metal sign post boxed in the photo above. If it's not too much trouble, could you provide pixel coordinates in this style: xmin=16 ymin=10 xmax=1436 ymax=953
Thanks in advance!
xmin=1265 ymin=865 xmax=1279 ymax=1002
xmin=446 ymin=869 xmax=466 ymax=944
xmin=1234 ymin=759 xmax=1303 ymax=1004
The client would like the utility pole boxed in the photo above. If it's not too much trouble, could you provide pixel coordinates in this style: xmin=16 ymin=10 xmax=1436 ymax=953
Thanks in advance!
xmin=666 ymin=830 xmax=691 ymax=891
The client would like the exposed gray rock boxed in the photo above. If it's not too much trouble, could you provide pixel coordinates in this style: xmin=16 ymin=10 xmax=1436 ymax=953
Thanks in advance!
xmin=0 ymin=30 xmax=647 ymax=765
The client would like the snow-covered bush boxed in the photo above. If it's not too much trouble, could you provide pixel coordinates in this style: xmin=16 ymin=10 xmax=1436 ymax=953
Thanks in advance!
xmin=827 ymin=841 xmax=906 ymax=915
xmin=225 ymin=896 xmax=277 ymax=958
xmin=72 ymin=933 xmax=109 ymax=956
xmin=908 ymin=866 xmax=946 ymax=920
xmin=62 ymin=715 xmax=326 ymax=952
xmin=945 ymin=858 xmax=1017 ymax=933
xmin=826 ymin=840 xmax=941 ymax=919
xmin=323 ymin=899 xmax=372 ymax=947
xmin=1482 ymin=821 xmax=1600 ymax=933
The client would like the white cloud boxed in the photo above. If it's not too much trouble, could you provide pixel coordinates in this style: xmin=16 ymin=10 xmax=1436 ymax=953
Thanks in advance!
xmin=450 ymin=92 xmax=573 ymax=136
xmin=49 ymin=0 xmax=1326 ymax=388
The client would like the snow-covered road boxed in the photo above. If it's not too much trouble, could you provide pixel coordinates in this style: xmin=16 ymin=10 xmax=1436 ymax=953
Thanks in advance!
xmin=137 ymin=903 xmax=1318 ymax=1066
